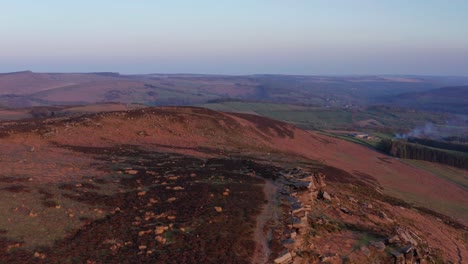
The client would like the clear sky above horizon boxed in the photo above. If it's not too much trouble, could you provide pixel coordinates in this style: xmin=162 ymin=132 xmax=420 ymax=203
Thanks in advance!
xmin=1 ymin=0 xmax=467 ymax=75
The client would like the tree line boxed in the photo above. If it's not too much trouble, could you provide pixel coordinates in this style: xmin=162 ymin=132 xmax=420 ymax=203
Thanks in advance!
xmin=377 ymin=139 xmax=468 ymax=169
xmin=407 ymin=137 xmax=468 ymax=153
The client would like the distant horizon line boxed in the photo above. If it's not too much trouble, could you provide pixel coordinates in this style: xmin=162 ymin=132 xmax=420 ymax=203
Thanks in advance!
xmin=1 ymin=70 xmax=468 ymax=78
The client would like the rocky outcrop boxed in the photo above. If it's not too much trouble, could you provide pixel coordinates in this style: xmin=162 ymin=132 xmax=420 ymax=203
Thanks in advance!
xmin=391 ymin=245 xmax=424 ymax=264
xmin=268 ymin=167 xmax=443 ymax=264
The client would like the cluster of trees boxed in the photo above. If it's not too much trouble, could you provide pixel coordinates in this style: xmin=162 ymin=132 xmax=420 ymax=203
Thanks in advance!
xmin=377 ymin=139 xmax=468 ymax=169
xmin=442 ymin=135 xmax=468 ymax=144
xmin=30 ymin=107 xmax=55 ymax=118
xmin=408 ymin=137 xmax=468 ymax=153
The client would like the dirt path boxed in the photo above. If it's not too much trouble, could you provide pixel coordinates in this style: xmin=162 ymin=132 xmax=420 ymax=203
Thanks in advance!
xmin=251 ymin=179 xmax=278 ymax=264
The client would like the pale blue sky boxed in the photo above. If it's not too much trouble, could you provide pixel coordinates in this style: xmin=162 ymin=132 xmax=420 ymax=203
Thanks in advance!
xmin=1 ymin=0 xmax=467 ymax=75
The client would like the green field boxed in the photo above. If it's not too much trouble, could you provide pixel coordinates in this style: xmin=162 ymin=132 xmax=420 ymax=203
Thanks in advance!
xmin=201 ymin=101 xmax=459 ymax=132
xmin=401 ymin=159 xmax=468 ymax=190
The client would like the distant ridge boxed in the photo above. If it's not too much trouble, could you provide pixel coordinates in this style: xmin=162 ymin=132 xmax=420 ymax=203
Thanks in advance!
xmin=0 ymin=70 xmax=33 ymax=76
xmin=1 ymin=72 xmax=468 ymax=109
xmin=88 ymin=72 xmax=121 ymax=77
xmin=389 ymin=86 xmax=468 ymax=113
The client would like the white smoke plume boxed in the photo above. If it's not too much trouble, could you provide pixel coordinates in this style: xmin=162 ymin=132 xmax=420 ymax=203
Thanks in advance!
xmin=395 ymin=123 xmax=439 ymax=139
xmin=395 ymin=121 xmax=467 ymax=140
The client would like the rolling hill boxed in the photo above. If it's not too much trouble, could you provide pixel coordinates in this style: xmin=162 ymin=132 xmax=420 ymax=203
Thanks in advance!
xmin=2 ymin=71 xmax=467 ymax=109
xmin=389 ymin=86 xmax=468 ymax=114
xmin=0 ymin=107 xmax=465 ymax=263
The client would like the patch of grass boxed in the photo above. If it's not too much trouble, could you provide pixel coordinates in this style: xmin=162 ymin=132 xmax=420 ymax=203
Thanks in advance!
xmin=351 ymin=233 xmax=378 ymax=251
xmin=308 ymin=213 xmax=344 ymax=235
xmin=401 ymin=159 xmax=468 ymax=190
xmin=203 ymin=102 xmax=465 ymax=137
xmin=0 ymin=190 xmax=77 ymax=248
xmin=0 ymin=182 xmax=113 ymax=249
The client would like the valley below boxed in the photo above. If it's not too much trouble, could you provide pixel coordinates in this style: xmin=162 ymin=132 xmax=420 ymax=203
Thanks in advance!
xmin=3 ymin=0 xmax=468 ymax=262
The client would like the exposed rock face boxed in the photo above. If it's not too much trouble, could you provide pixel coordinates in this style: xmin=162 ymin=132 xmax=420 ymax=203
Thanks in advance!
xmin=391 ymin=245 xmax=424 ymax=264
xmin=396 ymin=228 xmax=420 ymax=246
xmin=265 ymin=166 xmax=458 ymax=263
xmin=313 ymin=172 xmax=326 ymax=187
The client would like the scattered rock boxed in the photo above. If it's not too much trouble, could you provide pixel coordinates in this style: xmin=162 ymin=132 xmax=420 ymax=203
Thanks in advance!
xmin=378 ymin=211 xmax=388 ymax=219
xmin=292 ymin=256 xmax=305 ymax=264
xmin=28 ymin=211 xmax=38 ymax=217
xmin=396 ymin=228 xmax=419 ymax=246
xmin=391 ymin=251 xmax=405 ymax=264
xmin=290 ymin=231 xmax=297 ymax=239
xmin=369 ymin=241 xmax=386 ymax=252
xmin=282 ymin=238 xmax=295 ymax=245
xmin=307 ymin=180 xmax=316 ymax=190
xmin=360 ymin=246 xmax=370 ymax=257
xmin=378 ymin=211 xmax=394 ymax=222
xmin=155 ymin=236 xmax=166 ymax=244
xmin=401 ymin=245 xmax=413 ymax=254
xmin=313 ymin=172 xmax=326 ymax=187
xmin=274 ymin=251 xmax=292 ymax=264
xmin=321 ymin=254 xmax=340 ymax=263
xmin=155 ymin=212 xmax=167 ymax=219
xmin=138 ymin=230 xmax=152 ymax=236
xmin=323 ymin=192 xmax=331 ymax=201
xmin=6 ymin=243 xmax=21 ymax=252
xmin=33 ymin=252 xmax=46 ymax=259
xmin=289 ymin=180 xmax=311 ymax=191
xmin=155 ymin=226 xmax=168 ymax=235
xmin=340 ymin=207 xmax=351 ymax=215
xmin=292 ymin=208 xmax=306 ymax=218
xmin=385 ymin=235 xmax=401 ymax=244
xmin=137 ymin=131 xmax=149 ymax=136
